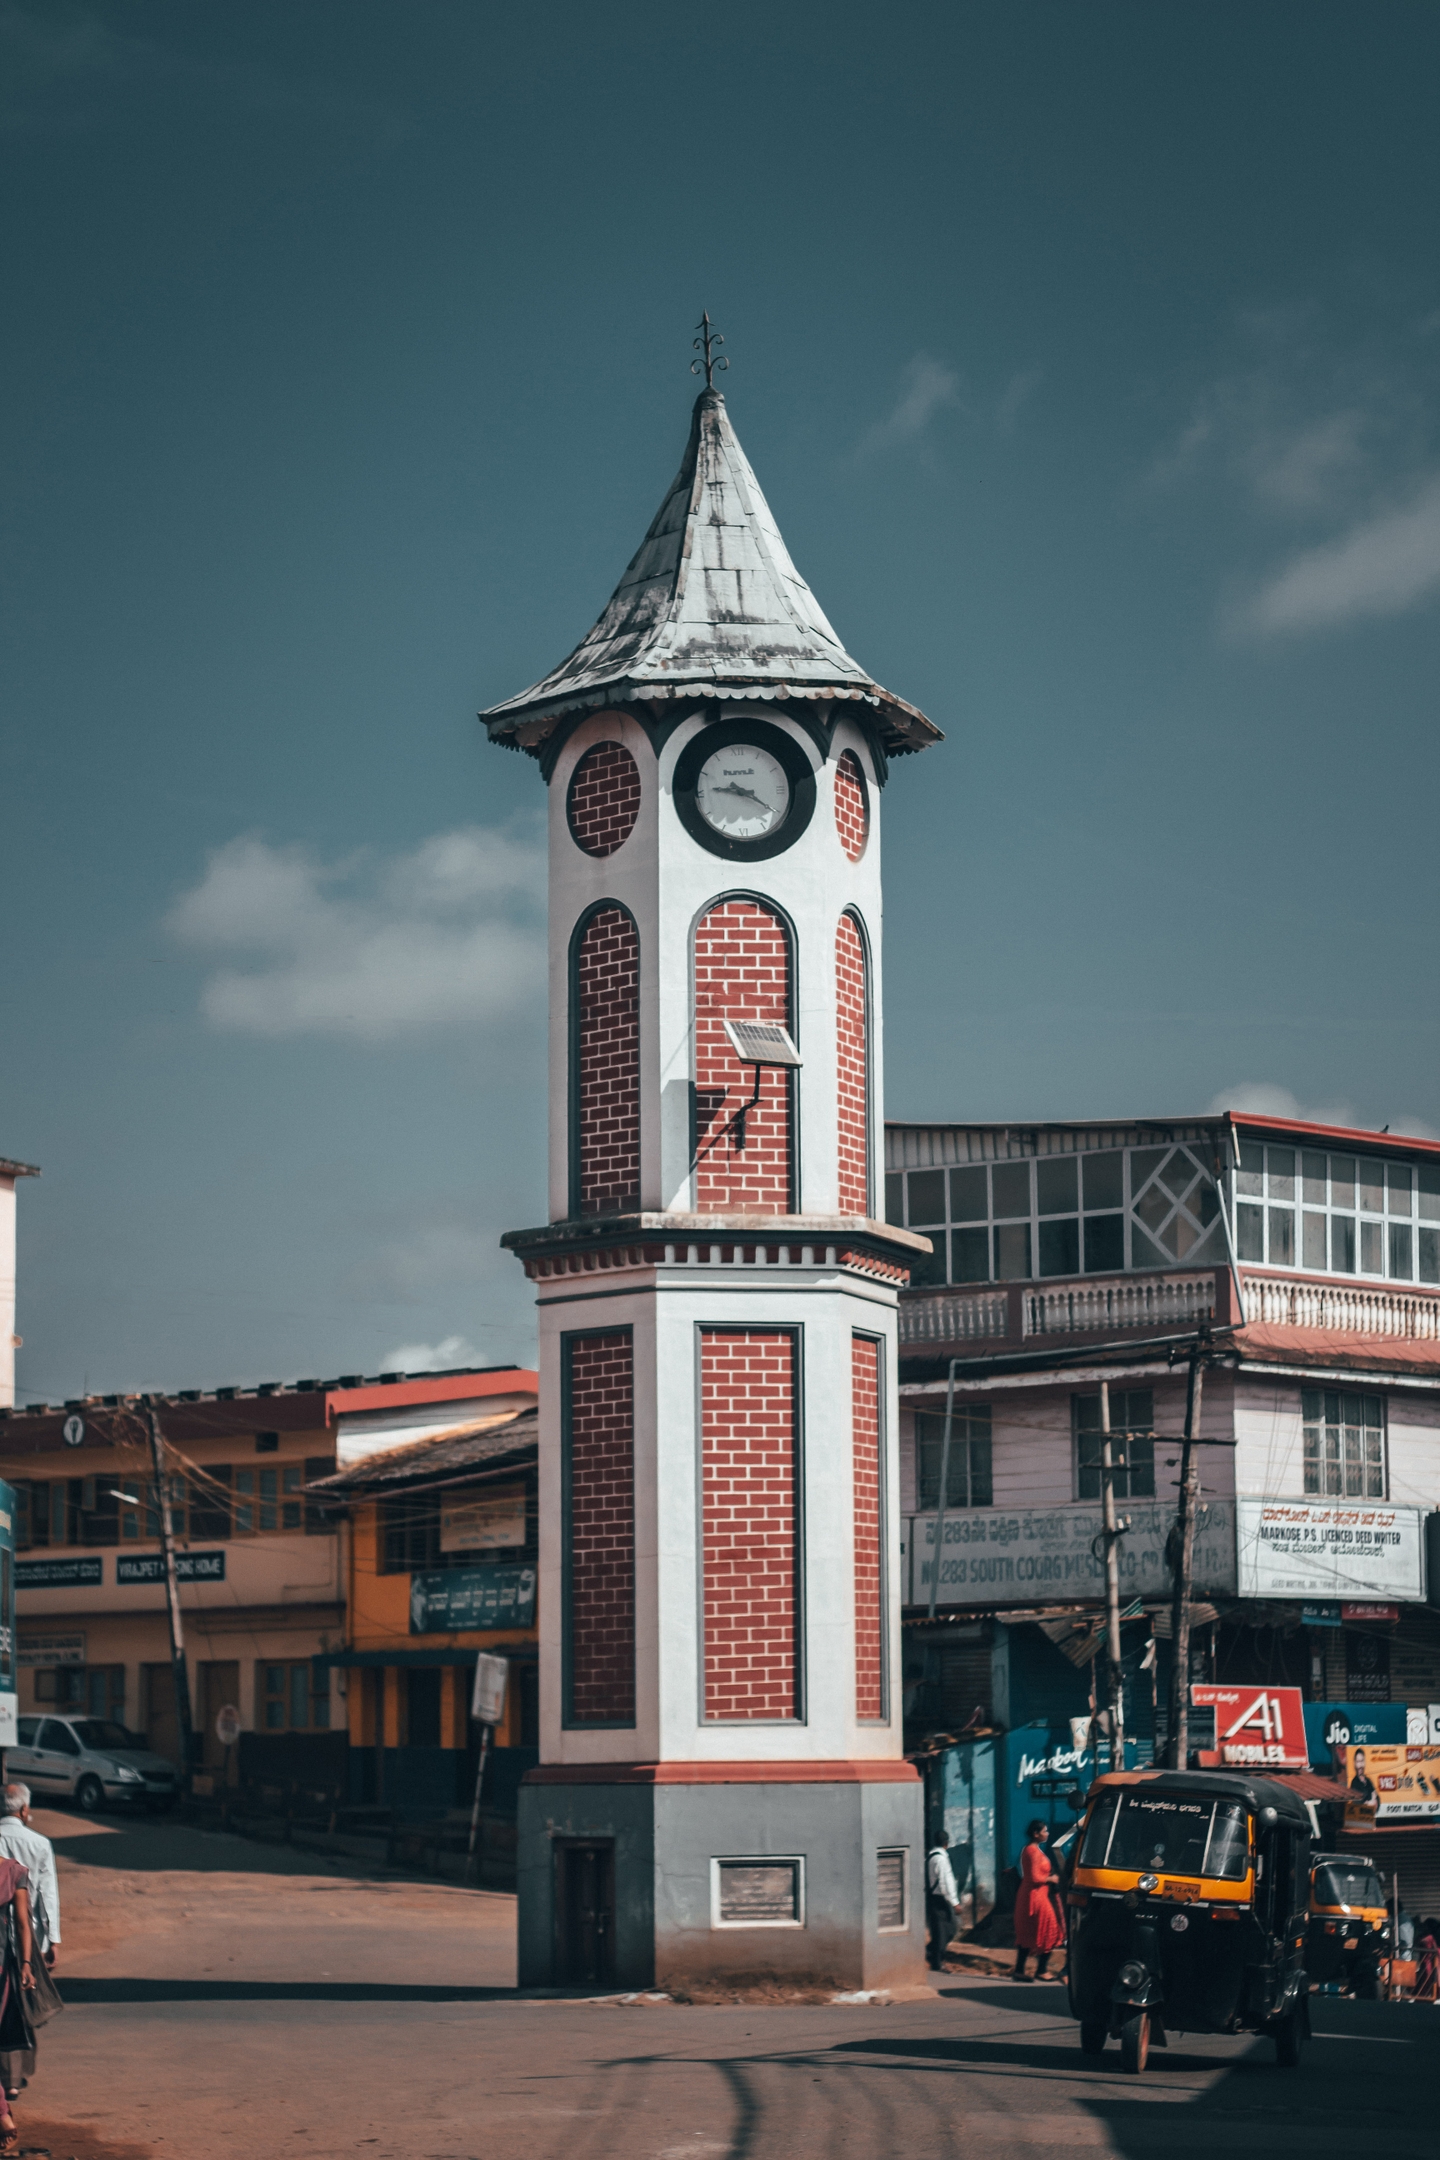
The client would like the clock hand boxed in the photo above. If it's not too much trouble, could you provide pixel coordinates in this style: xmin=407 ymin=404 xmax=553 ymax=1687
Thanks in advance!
xmin=715 ymin=783 xmax=769 ymax=806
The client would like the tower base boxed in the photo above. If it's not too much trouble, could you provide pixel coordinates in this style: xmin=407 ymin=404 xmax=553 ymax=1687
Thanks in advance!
xmin=517 ymin=1761 xmax=925 ymax=1993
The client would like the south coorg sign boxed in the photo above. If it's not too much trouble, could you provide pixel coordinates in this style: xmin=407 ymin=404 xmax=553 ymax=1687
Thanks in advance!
xmin=907 ymin=1501 xmax=1236 ymax=1608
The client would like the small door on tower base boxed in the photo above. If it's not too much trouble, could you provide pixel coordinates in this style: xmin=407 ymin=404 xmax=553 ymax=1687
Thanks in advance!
xmin=555 ymin=1839 xmax=616 ymax=1987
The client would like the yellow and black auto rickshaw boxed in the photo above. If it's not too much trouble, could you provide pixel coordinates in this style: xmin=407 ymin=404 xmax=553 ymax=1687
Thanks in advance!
xmin=1066 ymin=1769 xmax=1314 ymax=2073
xmin=1305 ymin=1851 xmax=1388 ymax=1998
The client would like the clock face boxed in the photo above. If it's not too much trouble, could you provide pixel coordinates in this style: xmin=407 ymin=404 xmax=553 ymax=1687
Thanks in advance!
xmin=695 ymin=743 xmax=791 ymax=839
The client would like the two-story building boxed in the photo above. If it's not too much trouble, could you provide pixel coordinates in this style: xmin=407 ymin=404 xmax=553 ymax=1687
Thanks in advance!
xmin=891 ymin=1111 xmax=1440 ymax=1911
xmin=0 ymin=1364 xmax=536 ymax=1799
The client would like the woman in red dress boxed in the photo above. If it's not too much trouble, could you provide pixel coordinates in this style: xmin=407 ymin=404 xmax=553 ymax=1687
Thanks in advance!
xmin=0 ymin=1856 xmax=36 ymax=2151
xmin=1013 ymin=1820 xmax=1066 ymax=1981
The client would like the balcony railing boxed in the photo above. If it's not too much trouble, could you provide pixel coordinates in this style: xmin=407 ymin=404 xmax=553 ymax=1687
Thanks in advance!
xmin=898 ymin=1290 xmax=1009 ymax=1344
xmin=1240 ymin=1272 xmax=1440 ymax=1340
xmin=1027 ymin=1272 xmax=1217 ymax=1337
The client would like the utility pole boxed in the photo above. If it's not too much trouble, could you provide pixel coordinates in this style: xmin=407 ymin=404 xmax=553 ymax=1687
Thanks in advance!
xmin=1165 ymin=1344 xmax=1207 ymax=1770
xmin=144 ymin=1403 xmax=196 ymax=1789
xmin=1098 ymin=1380 xmax=1126 ymax=1770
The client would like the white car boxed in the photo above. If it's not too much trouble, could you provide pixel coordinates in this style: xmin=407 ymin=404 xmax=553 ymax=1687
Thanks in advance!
xmin=9 ymin=1715 xmax=181 ymax=1814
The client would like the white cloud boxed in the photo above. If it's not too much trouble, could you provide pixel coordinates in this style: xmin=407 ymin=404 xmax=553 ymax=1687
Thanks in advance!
xmin=380 ymin=1334 xmax=483 ymax=1373
xmin=1206 ymin=1082 xmax=1357 ymax=1127
xmin=1240 ymin=475 xmax=1440 ymax=635
xmin=996 ymin=367 xmax=1043 ymax=434
xmin=856 ymin=355 xmax=961 ymax=456
xmin=167 ymin=822 xmax=546 ymax=1041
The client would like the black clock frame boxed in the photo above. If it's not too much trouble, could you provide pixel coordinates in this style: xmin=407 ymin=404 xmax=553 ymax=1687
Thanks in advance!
xmin=672 ymin=718 xmax=818 ymax=861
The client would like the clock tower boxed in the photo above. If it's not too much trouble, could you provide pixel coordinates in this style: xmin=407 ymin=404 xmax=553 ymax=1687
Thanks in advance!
xmin=484 ymin=365 xmax=940 ymax=1992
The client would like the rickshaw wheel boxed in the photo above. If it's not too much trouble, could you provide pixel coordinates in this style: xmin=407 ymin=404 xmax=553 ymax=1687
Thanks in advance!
xmin=1120 ymin=2012 xmax=1150 ymax=2073
xmin=1079 ymin=2020 xmax=1107 ymax=2056
xmin=1273 ymin=2003 xmax=1307 ymax=2068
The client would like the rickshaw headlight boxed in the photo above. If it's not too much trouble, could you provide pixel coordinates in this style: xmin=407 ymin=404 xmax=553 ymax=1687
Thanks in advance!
xmin=1118 ymin=1960 xmax=1148 ymax=1990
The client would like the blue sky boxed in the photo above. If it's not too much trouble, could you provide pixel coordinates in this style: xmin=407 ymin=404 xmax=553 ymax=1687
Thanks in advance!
xmin=3 ymin=1 xmax=1438 ymax=1399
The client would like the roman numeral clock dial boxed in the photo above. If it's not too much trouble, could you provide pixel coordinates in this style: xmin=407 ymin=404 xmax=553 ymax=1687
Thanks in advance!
xmin=695 ymin=743 xmax=790 ymax=838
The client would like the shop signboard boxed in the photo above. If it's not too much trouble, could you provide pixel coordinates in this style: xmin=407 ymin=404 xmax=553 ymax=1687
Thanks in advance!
xmin=1343 ymin=1742 xmax=1440 ymax=1826
xmin=908 ymin=1500 xmax=1235 ymax=1608
xmin=16 ymin=1557 xmax=102 ymax=1590
xmin=116 ymin=1551 xmax=226 ymax=1585
xmin=409 ymin=1563 xmax=535 ymax=1635
xmin=1303 ymin=1700 xmax=1405 ymax=1769
xmin=440 ymin=1484 xmax=527 ymax=1554
xmin=1236 ymin=1500 xmax=1424 ymax=1602
xmin=1002 ymin=1721 xmax=1146 ymax=1869
xmin=17 ymin=1633 xmax=86 ymax=1668
xmin=1190 ymin=1683 xmax=1308 ymax=1769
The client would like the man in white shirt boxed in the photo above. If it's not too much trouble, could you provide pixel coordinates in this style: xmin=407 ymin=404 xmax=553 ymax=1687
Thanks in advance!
xmin=0 ymin=1783 xmax=59 ymax=2100
xmin=926 ymin=1830 xmax=961 ymax=1971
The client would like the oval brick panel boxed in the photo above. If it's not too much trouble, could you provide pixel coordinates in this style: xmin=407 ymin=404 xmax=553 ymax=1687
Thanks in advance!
xmin=833 ymin=748 xmax=869 ymax=862
xmin=567 ymin=740 xmax=642 ymax=857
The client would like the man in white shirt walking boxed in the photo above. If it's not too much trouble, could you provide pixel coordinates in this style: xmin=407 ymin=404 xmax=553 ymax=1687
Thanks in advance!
xmin=926 ymin=1830 xmax=962 ymax=1972
xmin=0 ymin=1784 xmax=59 ymax=2100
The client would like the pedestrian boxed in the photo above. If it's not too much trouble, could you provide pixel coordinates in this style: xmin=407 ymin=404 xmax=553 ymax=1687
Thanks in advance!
xmin=0 ymin=1852 xmax=36 ymax=2154
xmin=1013 ymin=1819 xmax=1066 ymax=1982
xmin=926 ymin=1831 xmax=962 ymax=1972
xmin=0 ymin=1788 xmax=58 ymax=2104
xmin=1415 ymin=1922 xmax=1440 ymax=2005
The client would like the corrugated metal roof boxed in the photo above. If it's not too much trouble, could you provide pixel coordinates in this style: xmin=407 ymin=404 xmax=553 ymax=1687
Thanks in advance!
xmin=482 ymin=389 xmax=940 ymax=757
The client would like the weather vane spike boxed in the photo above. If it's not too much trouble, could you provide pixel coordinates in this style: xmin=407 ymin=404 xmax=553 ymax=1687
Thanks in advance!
xmin=691 ymin=311 xmax=728 ymax=390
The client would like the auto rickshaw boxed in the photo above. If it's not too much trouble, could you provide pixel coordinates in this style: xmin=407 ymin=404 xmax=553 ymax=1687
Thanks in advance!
xmin=1305 ymin=1851 xmax=1388 ymax=1998
xmin=1066 ymin=1769 xmax=1313 ymax=2073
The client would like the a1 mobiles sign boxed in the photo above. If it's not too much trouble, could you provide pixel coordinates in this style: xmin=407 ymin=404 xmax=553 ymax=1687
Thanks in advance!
xmin=1191 ymin=1684 xmax=1308 ymax=1770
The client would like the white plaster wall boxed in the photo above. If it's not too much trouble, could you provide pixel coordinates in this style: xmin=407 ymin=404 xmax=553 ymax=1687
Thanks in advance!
xmin=1234 ymin=1371 xmax=1440 ymax=1509
xmin=545 ymin=709 xmax=887 ymax=1222
xmin=535 ymin=1257 xmax=902 ymax=1767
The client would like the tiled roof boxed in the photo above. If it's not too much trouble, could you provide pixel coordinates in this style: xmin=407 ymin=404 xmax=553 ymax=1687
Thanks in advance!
xmin=310 ymin=1409 xmax=538 ymax=1494
xmin=482 ymin=390 xmax=940 ymax=757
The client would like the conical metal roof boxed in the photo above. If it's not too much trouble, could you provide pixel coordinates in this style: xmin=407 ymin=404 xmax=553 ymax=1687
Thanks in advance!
xmin=482 ymin=389 xmax=940 ymax=756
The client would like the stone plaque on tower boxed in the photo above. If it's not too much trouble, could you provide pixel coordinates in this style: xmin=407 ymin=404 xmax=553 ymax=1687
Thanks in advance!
xmin=484 ymin=339 xmax=940 ymax=1992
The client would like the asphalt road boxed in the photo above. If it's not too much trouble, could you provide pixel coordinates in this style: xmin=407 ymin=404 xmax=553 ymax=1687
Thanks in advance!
xmin=24 ymin=1809 xmax=1437 ymax=2160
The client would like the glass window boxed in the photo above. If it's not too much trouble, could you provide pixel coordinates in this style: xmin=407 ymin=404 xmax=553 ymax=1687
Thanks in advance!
xmin=1358 ymin=1160 xmax=1385 ymax=1213
xmin=1302 ymin=1388 xmax=1385 ymax=1498
xmin=909 ymin=1230 xmax=946 ymax=1286
xmin=1268 ymin=1208 xmax=1295 ymax=1265
xmin=1236 ymin=1142 xmax=1264 ymax=1197
xmin=915 ymin=1406 xmax=993 ymax=1509
xmin=1129 ymin=1146 xmax=1166 ymax=1192
xmin=1236 ymin=1202 xmax=1264 ymax=1261
xmin=1301 ymin=1151 xmax=1327 ymax=1204
xmin=1386 ymin=1163 xmax=1413 ymax=1215
xmin=884 ymin=1172 xmax=903 ymax=1224
xmin=1360 ymin=1220 xmax=1384 ymax=1274
xmin=949 ymin=1165 xmax=988 ymax=1222
xmin=1302 ymin=1212 xmax=1327 ymax=1269
xmin=1036 ymin=1157 xmax=1078 ymax=1214
xmin=1083 ymin=1152 xmax=1124 ymax=1209
xmin=1083 ymin=1214 xmax=1124 ymax=1273
xmin=259 ymin=1661 xmax=326 ymax=1731
xmin=289 ymin=1664 xmax=309 ymax=1729
xmin=1388 ymin=1223 xmax=1413 ymax=1279
xmin=282 ymin=1464 xmax=303 ymax=1532
xmin=1421 ymin=1227 xmax=1440 ymax=1286
xmin=1075 ymin=1390 xmax=1155 ymax=1500
xmin=991 ymin=1162 xmax=1031 ymax=1218
xmin=1420 ymin=1163 xmax=1440 ymax=1224
xmin=907 ymin=1169 xmax=946 ymax=1225
xmin=1267 ymin=1147 xmax=1296 ymax=1200
xmin=1330 ymin=1156 xmax=1356 ymax=1209
xmin=951 ymin=1227 xmax=989 ymax=1282
xmin=1204 ymin=1804 xmax=1250 ymax=1882
xmin=1331 ymin=1216 xmax=1356 ymax=1272
xmin=993 ymin=1222 xmax=1031 ymax=1280
xmin=1038 ymin=1219 xmax=1079 ymax=1276
xmin=263 ymin=1666 xmax=286 ymax=1729
xmin=1093 ymin=1792 xmax=1217 ymax=1876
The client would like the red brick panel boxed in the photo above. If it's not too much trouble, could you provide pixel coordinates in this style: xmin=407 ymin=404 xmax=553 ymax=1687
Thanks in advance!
xmin=567 ymin=740 xmax=643 ymax=858
xmin=833 ymin=749 xmax=869 ymax=862
xmin=852 ymin=1335 xmax=883 ymax=1720
xmin=835 ymin=911 xmax=869 ymax=1215
xmin=575 ymin=906 xmax=640 ymax=1216
xmin=564 ymin=1330 xmax=636 ymax=1725
xmin=701 ymin=1329 xmax=800 ymax=1721
xmin=693 ymin=901 xmax=792 ymax=1213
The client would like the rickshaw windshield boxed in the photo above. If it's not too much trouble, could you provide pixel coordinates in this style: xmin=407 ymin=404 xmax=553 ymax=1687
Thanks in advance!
xmin=1080 ymin=1792 xmax=1251 ymax=1880
xmin=1313 ymin=1863 xmax=1384 ymax=1910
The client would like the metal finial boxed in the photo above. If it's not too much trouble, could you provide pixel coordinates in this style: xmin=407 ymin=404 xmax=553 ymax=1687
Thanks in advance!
xmin=691 ymin=311 xmax=728 ymax=390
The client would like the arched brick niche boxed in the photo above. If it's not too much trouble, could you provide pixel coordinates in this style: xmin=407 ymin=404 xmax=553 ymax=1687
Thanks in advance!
xmin=833 ymin=748 xmax=869 ymax=863
xmin=570 ymin=903 xmax=640 ymax=1216
xmin=567 ymin=740 xmax=642 ymax=858
xmin=693 ymin=898 xmax=794 ymax=1214
xmin=835 ymin=909 xmax=871 ymax=1215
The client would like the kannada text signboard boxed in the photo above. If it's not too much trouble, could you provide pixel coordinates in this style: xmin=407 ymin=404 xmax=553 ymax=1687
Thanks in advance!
xmin=16 ymin=1557 xmax=103 ymax=1590
xmin=440 ymin=1484 xmax=527 ymax=1554
xmin=1343 ymin=1742 xmax=1440 ymax=1825
xmin=1236 ymin=1500 xmax=1424 ymax=1602
xmin=907 ymin=1500 xmax=1236 ymax=1608
xmin=1191 ymin=1683 xmax=1308 ymax=1769
xmin=409 ymin=1564 xmax=536 ymax=1634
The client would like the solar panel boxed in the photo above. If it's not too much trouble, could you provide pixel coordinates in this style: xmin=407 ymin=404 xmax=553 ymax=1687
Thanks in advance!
xmin=723 ymin=1018 xmax=802 ymax=1068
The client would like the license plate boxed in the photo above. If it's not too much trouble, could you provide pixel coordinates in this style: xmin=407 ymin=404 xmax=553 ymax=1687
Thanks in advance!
xmin=1344 ymin=1938 xmax=1358 ymax=1949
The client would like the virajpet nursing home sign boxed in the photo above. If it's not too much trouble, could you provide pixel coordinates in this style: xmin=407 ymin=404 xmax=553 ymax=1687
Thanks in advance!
xmin=909 ymin=1501 xmax=1236 ymax=1608
xmin=1236 ymin=1500 xmax=1424 ymax=1603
